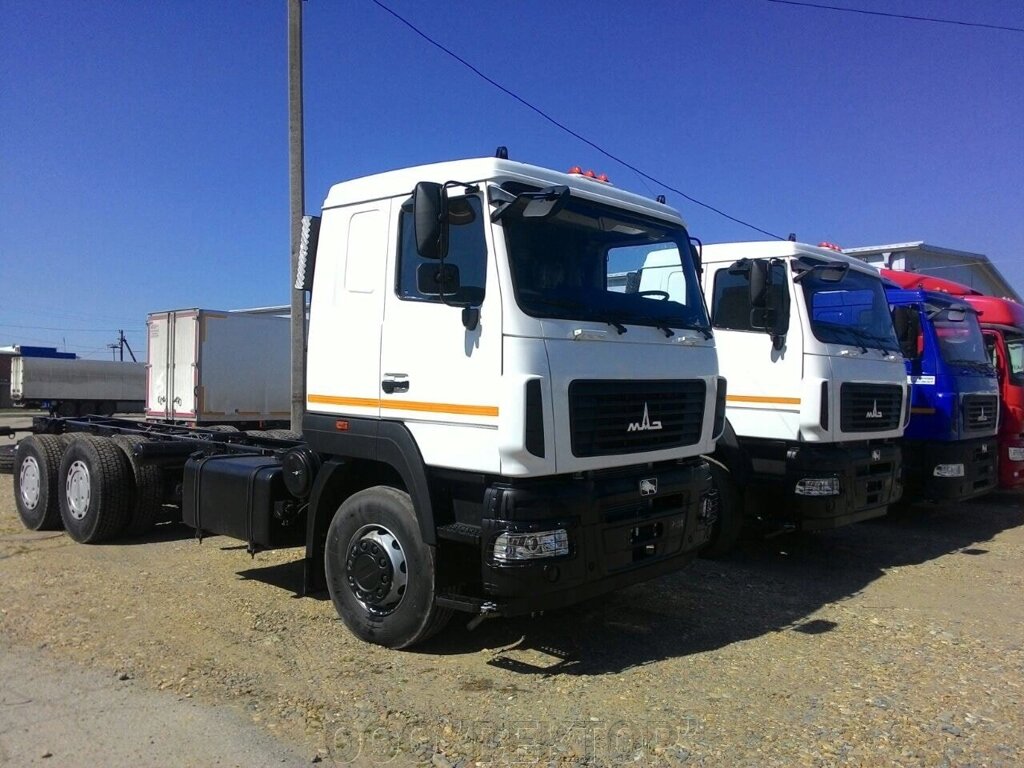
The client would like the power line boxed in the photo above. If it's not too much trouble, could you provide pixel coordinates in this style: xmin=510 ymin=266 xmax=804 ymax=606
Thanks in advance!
xmin=367 ymin=0 xmax=785 ymax=240
xmin=766 ymin=0 xmax=1024 ymax=33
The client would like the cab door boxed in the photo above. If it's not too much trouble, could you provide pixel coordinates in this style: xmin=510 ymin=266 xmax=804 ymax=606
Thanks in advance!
xmin=378 ymin=192 xmax=502 ymax=472
xmin=707 ymin=258 xmax=804 ymax=440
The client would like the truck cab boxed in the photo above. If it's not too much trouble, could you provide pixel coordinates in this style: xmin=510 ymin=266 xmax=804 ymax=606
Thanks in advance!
xmin=298 ymin=157 xmax=724 ymax=645
xmin=962 ymin=295 xmax=1024 ymax=489
xmin=635 ymin=241 xmax=908 ymax=552
xmin=884 ymin=285 xmax=999 ymax=500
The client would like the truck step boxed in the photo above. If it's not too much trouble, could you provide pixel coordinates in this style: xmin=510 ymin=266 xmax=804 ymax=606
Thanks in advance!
xmin=437 ymin=522 xmax=481 ymax=546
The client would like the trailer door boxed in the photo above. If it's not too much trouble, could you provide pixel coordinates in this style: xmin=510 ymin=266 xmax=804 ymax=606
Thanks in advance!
xmin=146 ymin=313 xmax=171 ymax=420
xmin=171 ymin=311 xmax=199 ymax=420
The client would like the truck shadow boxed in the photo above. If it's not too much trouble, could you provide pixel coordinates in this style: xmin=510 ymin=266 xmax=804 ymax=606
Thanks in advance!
xmin=415 ymin=493 xmax=1023 ymax=674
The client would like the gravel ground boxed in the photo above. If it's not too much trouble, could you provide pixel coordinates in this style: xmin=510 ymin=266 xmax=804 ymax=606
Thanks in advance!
xmin=1 ymin=424 xmax=1022 ymax=766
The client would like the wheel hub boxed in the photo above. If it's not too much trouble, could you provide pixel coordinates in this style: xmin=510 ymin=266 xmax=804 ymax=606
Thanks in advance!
xmin=346 ymin=526 xmax=408 ymax=615
xmin=66 ymin=459 xmax=92 ymax=521
xmin=19 ymin=456 xmax=41 ymax=510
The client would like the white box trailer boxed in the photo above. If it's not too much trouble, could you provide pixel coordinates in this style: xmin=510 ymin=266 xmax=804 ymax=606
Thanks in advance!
xmin=11 ymin=357 xmax=145 ymax=415
xmin=146 ymin=309 xmax=290 ymax=425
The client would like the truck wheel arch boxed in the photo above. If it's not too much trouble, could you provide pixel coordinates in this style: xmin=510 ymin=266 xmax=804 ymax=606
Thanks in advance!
xmin=709 ymin=418 xmax=751 ymax=485
xmin=302 ymin=417 xmax=438 ymax=594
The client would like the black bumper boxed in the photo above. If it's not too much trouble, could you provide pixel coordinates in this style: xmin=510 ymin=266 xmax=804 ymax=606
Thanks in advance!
xmin=902 ymin=437 xmax=998 ymax=502
xmin=455 ymin=459 xmax=712 ymax=617
xmin=779 ymin=442 xmax=902 ymax=531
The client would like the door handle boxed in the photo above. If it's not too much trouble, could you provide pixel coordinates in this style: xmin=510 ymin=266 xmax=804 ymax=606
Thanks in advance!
xmin=381 ymin=374 xmax=409 ymax=394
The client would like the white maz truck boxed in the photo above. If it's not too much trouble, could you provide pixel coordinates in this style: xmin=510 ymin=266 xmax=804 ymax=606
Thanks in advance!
xmin=636 ymin=242 xmax=908 ymax=553
xmin=9 ymin=155 xmax=724 ymax=648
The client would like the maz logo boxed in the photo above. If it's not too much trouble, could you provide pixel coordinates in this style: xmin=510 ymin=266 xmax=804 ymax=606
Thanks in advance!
xmin=865 ymin=400 xmax=884 ymax=419
xmin=640 ymin=478 xmax=658 ymax=496
xmin=977 ymin=407 xmax=990 ymax=423
xmin=628 ymin=403 xmax=663 ymax=432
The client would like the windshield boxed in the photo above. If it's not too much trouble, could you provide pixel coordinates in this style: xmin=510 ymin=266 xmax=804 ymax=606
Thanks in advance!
xmin=500 ymin=189 xmax=709 ymax=333
xmin=1006 ymin=333 xmax=1024 ymax=385
xmin=800 ymin=268 xmax=900 ymax=352
xmin=934 ymin=309 xmax=990 ymax=366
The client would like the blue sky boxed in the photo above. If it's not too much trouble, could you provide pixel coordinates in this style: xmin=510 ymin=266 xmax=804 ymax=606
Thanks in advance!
xmin=2 ymin=0 xmax=1022 ymax=358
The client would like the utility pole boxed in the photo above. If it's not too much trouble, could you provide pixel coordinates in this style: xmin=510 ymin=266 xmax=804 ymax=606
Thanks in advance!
xmin=288 ymin=0 xmax=306 ymax=432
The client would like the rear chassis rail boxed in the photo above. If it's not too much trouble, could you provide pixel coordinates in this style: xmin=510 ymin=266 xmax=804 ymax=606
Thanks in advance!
xmin=30 ymin=415 xmax=300 ymax=463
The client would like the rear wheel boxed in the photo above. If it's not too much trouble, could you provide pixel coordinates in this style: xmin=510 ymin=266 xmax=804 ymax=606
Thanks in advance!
xmin=701 ymin=460 xmax=744 ymax=558
xmin=12 ymin=435 xmax=66 ymax=530
xmin=324 ymin=486 xmax=451 ymax=649
xmin=204 ymin=424 xmax=239 ymax=433
xmin=263 ymin=429 xmax=301 ymax=441
xmin=58 ymin=436 xmax=131 ymax=543
xmin=111 ymin=435 xmax=164 ymax=536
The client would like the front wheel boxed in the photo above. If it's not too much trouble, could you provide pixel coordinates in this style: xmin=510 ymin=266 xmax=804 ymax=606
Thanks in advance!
xmin=324 ymin=486 xmax=451 ymax=649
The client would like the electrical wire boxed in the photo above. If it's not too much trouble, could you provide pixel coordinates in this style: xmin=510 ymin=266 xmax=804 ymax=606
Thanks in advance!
xmin=367 ymin=0 xmax=785 ymax=240
xmin=0 ymin=323 xmax=144 ymax=333
xmin=766 ymin=0 xmax=1024 ymax=33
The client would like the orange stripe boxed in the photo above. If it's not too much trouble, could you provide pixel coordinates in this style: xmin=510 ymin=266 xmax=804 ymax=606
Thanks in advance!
xmin=308 ymin=394 xmax=498 ymax=418
xmin=911 ymin=407 xmax=936 ymax=415
xmin=727 ymin=394 xmax=802 ymax=405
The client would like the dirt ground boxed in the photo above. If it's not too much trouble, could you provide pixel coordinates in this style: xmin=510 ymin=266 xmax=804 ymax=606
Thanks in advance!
xmin=1 ymin=421 xmax=1022 ymax=766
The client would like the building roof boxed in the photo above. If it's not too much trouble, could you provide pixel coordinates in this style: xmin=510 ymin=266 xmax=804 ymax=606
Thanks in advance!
xmin=843 ymin=242 xmax=1021 ymax=303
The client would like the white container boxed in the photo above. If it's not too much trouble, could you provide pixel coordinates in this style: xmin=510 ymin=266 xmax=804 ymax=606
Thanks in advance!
xmin=146 ymin=309 xmax=291 ymax=424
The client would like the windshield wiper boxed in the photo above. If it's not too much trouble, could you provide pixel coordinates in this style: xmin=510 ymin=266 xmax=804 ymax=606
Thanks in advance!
xmin=607 ymin=321 xmax=627 ymax=335
xmin=816 ymin=321 xmax=894 ymax=354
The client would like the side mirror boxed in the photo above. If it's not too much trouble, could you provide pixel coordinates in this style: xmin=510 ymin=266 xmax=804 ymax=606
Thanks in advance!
xmin=416 ymin=262 xmax=461 ymax=296
xmin=689 ymin=236 xmax=703 ymax=277
xmin=749 ymin=260 xmax=769 ymax=309
xmin=891 ymin=306 xmax=920 ymax=359
xmin=413 ymin=182 xmax=448 ymax=260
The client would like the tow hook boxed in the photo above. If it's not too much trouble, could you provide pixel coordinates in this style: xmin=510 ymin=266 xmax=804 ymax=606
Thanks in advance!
xmin=466 ymin=601 xmax=499 ymax=631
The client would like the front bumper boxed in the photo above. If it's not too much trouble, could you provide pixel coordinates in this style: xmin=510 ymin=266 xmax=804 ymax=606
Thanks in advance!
xmin=457 ymin=459 xmax=713 ymax=616
xmin=902 ymin=436 xmax=998 ymax=501
xmin=781 ymin=442 xmax=902 ymax=531
xmin=999 ymin=436 xmax=1024 ymax=490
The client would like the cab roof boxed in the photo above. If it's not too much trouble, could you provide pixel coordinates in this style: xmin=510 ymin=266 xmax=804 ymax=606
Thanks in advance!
xmin=700 ymin=241 xmax=882 ymax=277
xmin=321 ymin=157 xmax=685 ymax=227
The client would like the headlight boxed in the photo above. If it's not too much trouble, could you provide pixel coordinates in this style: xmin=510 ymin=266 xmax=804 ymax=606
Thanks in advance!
xmin=1007 ymin=447 xmax=1024 ymax=462
xmin=794 ymin=477 xmax=841 ymax=496
xmin=493 ymin=529 xmax=569 ymax=562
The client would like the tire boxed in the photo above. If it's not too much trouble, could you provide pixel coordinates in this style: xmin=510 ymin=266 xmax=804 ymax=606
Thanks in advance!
xmin=263 ymin=429 xmax=301 ymax=441
xmin=701 ymin=460 xmax=744 ymax=558
xmin=244 ymin=430 xmax=271 ymax=439
xmin=12 ymin=435 xmax=66 ymax=530
xmin=324 ymin=486 xmax=452 ymax=649
xmin=58 ymin=436 xmax=131 ymax=543
xmin=204 ymin=425 xmax=239 ymax=433
xmin=111 ymin=435 xmax=164 ymax=536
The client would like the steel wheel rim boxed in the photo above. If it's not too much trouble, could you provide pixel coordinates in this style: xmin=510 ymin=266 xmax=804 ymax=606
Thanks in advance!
xmin=345 ymin=524 xmax=408 ymax=616
xmin=19 ymin=456 xmax=41 ymax=510
xmin=66 ymin=459 xmax=91 ymax=521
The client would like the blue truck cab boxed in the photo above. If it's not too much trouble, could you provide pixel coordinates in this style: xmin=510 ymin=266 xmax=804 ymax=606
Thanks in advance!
xmin=886 ymin=287 xmax=999 ymax=501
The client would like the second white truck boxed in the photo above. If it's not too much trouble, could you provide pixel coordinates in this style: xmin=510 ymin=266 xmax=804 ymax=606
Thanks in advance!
xmin=635 ymin=241 xmax=908 ymax=553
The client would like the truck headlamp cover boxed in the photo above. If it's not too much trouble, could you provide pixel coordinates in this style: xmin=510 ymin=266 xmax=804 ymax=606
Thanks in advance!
xmin=794 ymin=477 xmax=841 ymax=496
xmin=933 ymin=463 xmax=965 ymax=478
xmin=1007 ymin=447 xmax=1024 ymax=463
xmin=493 ymin=529 xmax=569 ymax=562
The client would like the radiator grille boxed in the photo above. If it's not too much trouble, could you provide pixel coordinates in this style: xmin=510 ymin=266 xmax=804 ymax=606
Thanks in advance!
xmin=963 ymin=395 xmax=998 ymax=432
xmin=840 ymin=383 xmax=902 ymax=433
xmin=569 ymin=379 xmax=705 ymax=457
